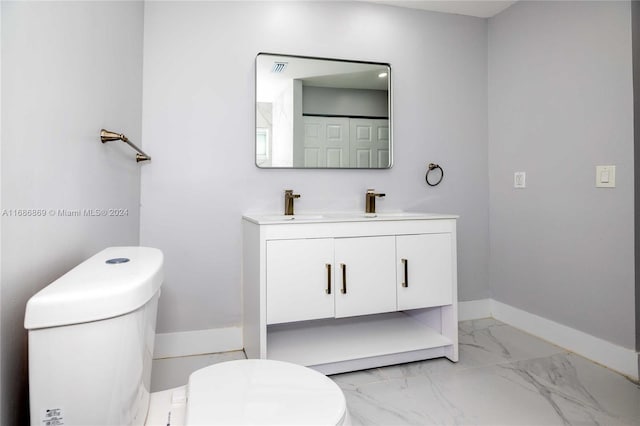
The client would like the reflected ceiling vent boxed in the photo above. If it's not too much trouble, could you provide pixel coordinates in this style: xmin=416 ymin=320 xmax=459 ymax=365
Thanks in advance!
xmin=271 ymin=62 xmax=288 ymax=73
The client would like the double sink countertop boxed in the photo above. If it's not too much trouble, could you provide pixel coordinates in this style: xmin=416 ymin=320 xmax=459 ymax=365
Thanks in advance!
xmin=243 ymin=212 xmax=459 ymax=225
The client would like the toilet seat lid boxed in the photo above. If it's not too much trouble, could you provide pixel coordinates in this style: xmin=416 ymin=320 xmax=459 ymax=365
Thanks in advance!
xmin=185 ymin=359 xmax=346 ymax=425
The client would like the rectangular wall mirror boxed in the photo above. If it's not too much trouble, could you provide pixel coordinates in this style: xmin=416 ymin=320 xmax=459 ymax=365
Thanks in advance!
xmin=256 ymin=53 xmax=392 ymax=168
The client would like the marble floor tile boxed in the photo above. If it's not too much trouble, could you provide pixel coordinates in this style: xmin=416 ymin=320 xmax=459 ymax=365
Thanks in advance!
xmin=340 ymin=363 xmax=564 ymax=425
xmin=330 ymin=367 xmax=390 ymax=391
xmin=497 ymin=352 xmax=640 ymax=425
xmin=150 ymin=319 xmax=639 ymax=426
xmin=379 ymin=318 xmax=567 ymax=381
xmin=340 ymin=352 xmax=640 ymax=426
xmin=456 ymin=318 xmax=566 ymax=368
xmin=333 ymin=320 xmax=640 ymax=426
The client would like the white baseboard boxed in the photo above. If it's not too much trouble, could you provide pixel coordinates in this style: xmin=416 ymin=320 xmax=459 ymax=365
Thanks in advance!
xmin=154 ymin=326 xmax=242 ymax=359
xmin=459 ymin=298 xmax=638 ymax=380
xmin=153 ymin=300 xmax=638 ymax=381
xmin=490 ymin=299 xmax=638 ymax=380
xmin=458 ymin=298 xmax=492 ymax=321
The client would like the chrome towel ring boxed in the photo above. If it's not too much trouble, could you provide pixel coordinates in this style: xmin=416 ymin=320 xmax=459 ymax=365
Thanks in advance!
xmin=426 ymin=163 xmax=443 ymax=186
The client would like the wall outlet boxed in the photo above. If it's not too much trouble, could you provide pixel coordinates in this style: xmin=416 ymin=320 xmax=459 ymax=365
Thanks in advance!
xmin=514 ymin=172 xmax=526 ymax=188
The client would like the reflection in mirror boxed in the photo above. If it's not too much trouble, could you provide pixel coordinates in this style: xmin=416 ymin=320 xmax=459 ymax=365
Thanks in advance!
xmin=256 ymin=53 xmax=391 ymax=169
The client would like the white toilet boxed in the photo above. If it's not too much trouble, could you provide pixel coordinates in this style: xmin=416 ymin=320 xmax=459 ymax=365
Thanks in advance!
xmin=24 ymin=247 xmax=350 ymax=426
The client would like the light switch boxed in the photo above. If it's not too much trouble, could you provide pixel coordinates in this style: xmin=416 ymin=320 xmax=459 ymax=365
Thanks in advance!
xmin=514 ymin=172 xmax=526 ymax=189
xmin=596 ymin=165 xmax=615 ymax=188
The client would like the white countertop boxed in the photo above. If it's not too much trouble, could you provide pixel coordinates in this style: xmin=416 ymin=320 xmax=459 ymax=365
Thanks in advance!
xmin=242 ymin=211 xmax=459 ymax=225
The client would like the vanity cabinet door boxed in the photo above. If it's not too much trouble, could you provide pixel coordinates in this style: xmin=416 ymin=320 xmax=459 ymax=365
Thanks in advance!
xmin=396 ymin=233 xmax=453 ymax=310
xmin=334 ymin=236 xmax=396 ymax=318
xmin=266 ymin=239 xmax=334 ymax=324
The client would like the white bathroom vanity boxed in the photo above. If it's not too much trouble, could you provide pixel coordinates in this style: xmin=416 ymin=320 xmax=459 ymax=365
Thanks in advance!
xmin=242 ymin=212 xmax=458 ymax=374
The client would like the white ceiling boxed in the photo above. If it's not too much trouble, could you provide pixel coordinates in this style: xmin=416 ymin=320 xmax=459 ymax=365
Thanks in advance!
xmin=364 ymin=0 xmax=517 ymax=18
xmin=256 ymin=54 xmax=389 ymax=102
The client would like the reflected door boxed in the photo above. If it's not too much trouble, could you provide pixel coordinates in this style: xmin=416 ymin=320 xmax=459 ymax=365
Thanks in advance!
xmin=349 ymin=119 xmax=389 ymax=168
xmin=302 ymin=116 xmax=350 ymax=167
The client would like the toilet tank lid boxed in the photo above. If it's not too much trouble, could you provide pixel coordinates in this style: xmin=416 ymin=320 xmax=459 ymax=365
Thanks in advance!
xmin=24 ymin=247 xmax=164 ymax=330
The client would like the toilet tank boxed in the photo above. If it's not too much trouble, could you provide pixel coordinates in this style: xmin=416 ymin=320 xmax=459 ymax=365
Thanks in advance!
xmin=24 ymin=247 xmax=164 ymax=426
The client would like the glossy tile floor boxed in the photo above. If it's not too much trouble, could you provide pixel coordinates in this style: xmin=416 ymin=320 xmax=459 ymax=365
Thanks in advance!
xmin=151 ymin=318 xmax=640 ymax=425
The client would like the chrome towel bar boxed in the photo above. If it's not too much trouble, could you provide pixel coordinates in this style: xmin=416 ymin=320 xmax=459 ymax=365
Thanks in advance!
xmin=100 ymin=129 xmax=151 ymax=162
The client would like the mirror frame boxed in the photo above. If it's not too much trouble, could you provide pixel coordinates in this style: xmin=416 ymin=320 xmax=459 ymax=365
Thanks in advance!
xmin=255 ymin=52 xmax=393 ymax=169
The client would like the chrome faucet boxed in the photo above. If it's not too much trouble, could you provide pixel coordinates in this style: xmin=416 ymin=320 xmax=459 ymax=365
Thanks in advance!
xmin=365 ymin=189 xmax=385 ymax=214
xmin=284 ymin=189 xmax=301 ymax=215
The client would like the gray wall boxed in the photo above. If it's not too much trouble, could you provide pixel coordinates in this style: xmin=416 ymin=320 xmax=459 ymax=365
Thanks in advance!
xmin=302 ymin=87 xmax=388 ymax=117
xmin=488 ymin=1 xmax=635 ymax=348
xmin=140 ymin=1 xmax=490 ymax=334
xmin=0 ymin=2 xmax=144 ymax=424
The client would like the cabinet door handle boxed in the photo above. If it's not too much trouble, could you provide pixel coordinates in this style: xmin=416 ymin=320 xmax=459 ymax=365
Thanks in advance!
xmin=326 ymin=263 xmax=332 ymax=294
xmin=402 ymin=258 xmax=408 ymax=288
xmin=340 ymin=263 xmax=347 ymax=294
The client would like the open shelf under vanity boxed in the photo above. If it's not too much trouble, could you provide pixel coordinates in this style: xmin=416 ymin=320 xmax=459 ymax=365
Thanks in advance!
xmin=267 ymin=311 xmax=454 ymax=374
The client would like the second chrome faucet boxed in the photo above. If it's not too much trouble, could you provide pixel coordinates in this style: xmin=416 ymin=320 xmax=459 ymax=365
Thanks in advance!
xmin=365 ymin=189 xmax=385 ymax=214
xmin=284 ymin=189 xmax=300 ymax=215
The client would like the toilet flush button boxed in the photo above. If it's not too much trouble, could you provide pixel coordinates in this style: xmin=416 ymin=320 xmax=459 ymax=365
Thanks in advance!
xmin=105 ymin=257 xmax=130 ymax=264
